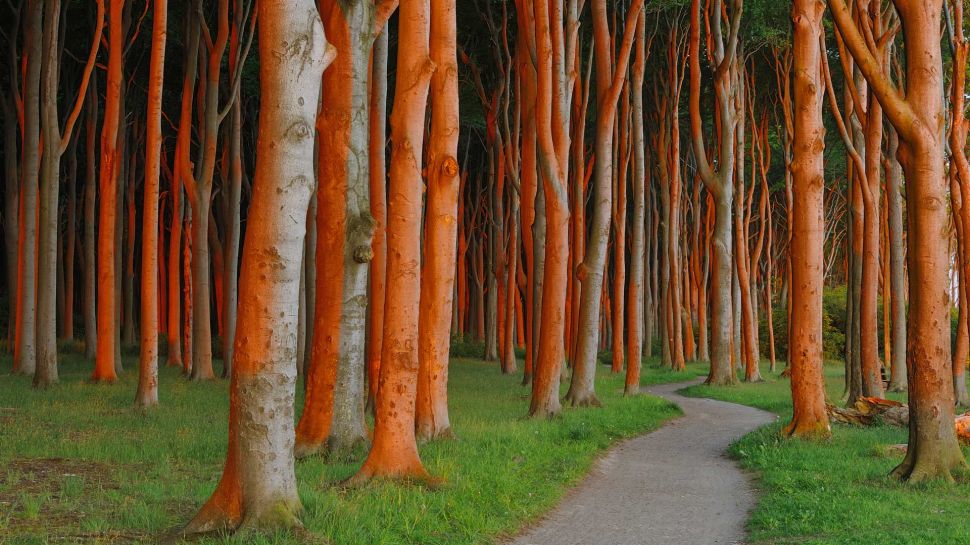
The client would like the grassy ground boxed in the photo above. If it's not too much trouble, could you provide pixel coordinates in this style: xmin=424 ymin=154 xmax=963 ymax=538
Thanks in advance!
xmin=0 ymin=349 xmax=691 ymax=545
xmin=682 ymin=364 xmax=970 ymax=545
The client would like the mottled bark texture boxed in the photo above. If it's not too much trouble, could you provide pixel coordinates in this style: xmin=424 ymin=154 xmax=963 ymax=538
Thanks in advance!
xmin=183 ymin=0 xmax=332 ymax=533
xmin=784 ymin=0 xmax=830 ymax=438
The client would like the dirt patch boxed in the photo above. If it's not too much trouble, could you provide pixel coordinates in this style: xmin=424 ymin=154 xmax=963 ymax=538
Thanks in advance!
xmin=0 ymin=457 xmax=133 ymax=542
xmin=0 ymin=407 xmax=18 ymax=425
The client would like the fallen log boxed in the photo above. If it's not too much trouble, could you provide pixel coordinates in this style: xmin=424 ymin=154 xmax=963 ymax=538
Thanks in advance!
xmin=827 ymin=397 xmax=970 ymax=444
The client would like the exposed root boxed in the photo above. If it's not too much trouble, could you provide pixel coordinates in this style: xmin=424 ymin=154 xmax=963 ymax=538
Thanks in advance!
xmin=343 ymin=463 xmax=439 ymax=489
xmin=565 ymin=393 xmax=602 ymax=408
xmin=890 ymin=455 xmax=968 ymax=485
xmin=781 ymin=418 xmax=831 ymax=440
xmin=416 ymin=426 xmax=456 ymax=444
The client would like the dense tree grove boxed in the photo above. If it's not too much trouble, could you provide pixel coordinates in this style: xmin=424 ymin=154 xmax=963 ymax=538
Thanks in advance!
xmin=5 ymin=0 xmax=970 ymax=537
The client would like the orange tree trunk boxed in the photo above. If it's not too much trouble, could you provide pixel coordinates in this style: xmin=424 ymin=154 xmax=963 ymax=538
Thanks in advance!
xmin=182 ymin=0 xmax=332 ymax=533
xmin=136 ymin=0 xmax=167 ymax=408
xmin=296 ymin=0 xmax=395 ymax=459
xmin=830 ymin=0 xmax=968 ymax=482
xmin=93 ymin=0 xmax=126 ymax=383
xmin=528 ymin=0 xmax=569 ymax=419
xmin=350 ymin=0 xmax=434 ymax=483
xmin=416 ymin=0 xmax=460 ymax=442
xmin=784 ymin=0 xmax=830 ymax=438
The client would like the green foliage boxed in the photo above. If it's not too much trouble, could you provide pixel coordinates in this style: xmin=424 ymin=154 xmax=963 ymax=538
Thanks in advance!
xmin=0 ymin=350 xmax=685 ymax=545
xmin=760 ymin=287 xmax=848 ymax=362
xmin=682 ymin=367 xmax=970 ymax=545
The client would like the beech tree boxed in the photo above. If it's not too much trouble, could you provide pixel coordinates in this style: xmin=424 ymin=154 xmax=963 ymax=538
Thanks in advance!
xmin=829 ymin=0 xmax=968 ymax=482
xmin=688 ymin=0 xmax=743 ymax=386
xmin=296 ymin=0 xmax=397 ymax=460
xmin=349 ymin=0 xmax=435 ymax=483
xmin=416 ymin=0 xmax=460 ymax=442
xmin=784 ymin=0 xmax=830 ymax=438
xmin=183 ymin=0 xmax=333 ymax=532
xmin=568 ymin=0 xmax=644 ymax=407
xmin=135 ymin=0 xmax=167 ymax=408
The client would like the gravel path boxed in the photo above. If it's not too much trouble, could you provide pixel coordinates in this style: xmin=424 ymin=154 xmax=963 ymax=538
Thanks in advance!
xmin=508 ymin=379 xmax=776 ymax=545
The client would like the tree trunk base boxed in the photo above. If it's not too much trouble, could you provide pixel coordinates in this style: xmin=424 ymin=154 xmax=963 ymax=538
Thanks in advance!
xmin=782 ymin=418 xmax=831 ymax=440
xmin=887 ymin=381 xmax=907 ymax=393
xmin=623 ymin=385 xmax=641 ymax=396
xmin=705 ymin=373 xmax=738 ymax=386
xmin=183 ymin=497 xmax=303 ymax=538
xmin=345 ymin=459 xmax=435 ymax=488
xmin=133 ymin=397 xmax=159 ymax=409
xmin=294 ymin=433 xmax=369 ymax=462
xmin=528 ymin=403 xmax=562 ymax=419
xmin=416 ymin=425 xmax=455 ymax=444
xmin=891 ymin=450 xmax=969 ymax=484
xmin=956 ymin=381 xmax=970 ymax=407
xmin=564 ymin=392 xmax=602 ymax=408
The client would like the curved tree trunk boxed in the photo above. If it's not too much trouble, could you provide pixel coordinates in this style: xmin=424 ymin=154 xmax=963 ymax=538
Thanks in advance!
xmin=830 ymin=0 xmax=967 ymax=483
xmin=688 ymin=0 xmax=741 ymax=386
xmin=183 ymin=0 xmax=331 ymax=533
xmin=568 ymin=0 xmax=643 ymax=407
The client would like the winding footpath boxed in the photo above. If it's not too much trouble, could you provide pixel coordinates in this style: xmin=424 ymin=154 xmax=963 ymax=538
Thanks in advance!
xmin=509 ymin=379 xmax=776 ymax=545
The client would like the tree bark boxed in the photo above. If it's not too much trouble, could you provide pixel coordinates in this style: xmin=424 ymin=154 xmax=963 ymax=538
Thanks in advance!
xmin=349 ymin=0 xmax=434 ymax=483
xmin=830 ymin=0 xmax=968 ymax=483
xmin=625 ymin=11 xmax=646 ymax=395
xmin=183 ymin=0 xmax=332 ymax=533
xmin=416 ymin=0 xmax=459 ymax=441
xmin=784 ymin=0 xmax=830 ymax=438
xmin=93 ymin=0 xmax=126 ymax=383
xmin=366 ymin=27 xmax=389 ymax=410
xmin=136 ymin=0 xmax=167 ymax=408
xmin=15 ymin=0 xmax=43 ymax=377
xmin=296 ymin=0 xmax=395 ymax=460
xmin=688 ymin=0 xmax=742 ymax=386
xmin=568 ymin=0 xmax=644 ymax=407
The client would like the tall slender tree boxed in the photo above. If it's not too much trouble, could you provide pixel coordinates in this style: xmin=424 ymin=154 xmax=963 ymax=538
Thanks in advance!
xmin=183 ymin=0 xmax=333 ymax=532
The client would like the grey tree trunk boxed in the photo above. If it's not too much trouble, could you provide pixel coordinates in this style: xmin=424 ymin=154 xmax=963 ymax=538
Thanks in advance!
xmin=16 ymin=0 xmax=43 ymax=377
xmin=886 ymin=127 xmax=907 ymax=392
xmin=84 ymin=81 xmax=98 ymax=360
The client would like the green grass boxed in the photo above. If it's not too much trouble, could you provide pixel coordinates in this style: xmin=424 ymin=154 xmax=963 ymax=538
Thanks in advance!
xmin=0 ymin=350 xmax=688 ymax=544
xmin=682 ymin=364 xmax=970 ymax=545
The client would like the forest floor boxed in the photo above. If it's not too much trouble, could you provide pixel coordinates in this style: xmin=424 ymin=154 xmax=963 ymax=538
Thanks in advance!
xmin=683 ymin=364 xmax=970 ymax=545
xmin=0 ymin=345 xmax=699 ymax=545
xmin=508 ymin=378 xmax=774 ymax=545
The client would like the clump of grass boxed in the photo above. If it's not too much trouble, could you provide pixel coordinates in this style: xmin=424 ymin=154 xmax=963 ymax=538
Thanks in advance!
xmin=0 ymin=350 xmax=687 ymax=544
xmin=681 ymin=364 xmax=970 ymax=545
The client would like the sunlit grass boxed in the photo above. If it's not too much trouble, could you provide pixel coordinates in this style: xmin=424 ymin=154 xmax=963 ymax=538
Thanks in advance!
xmin=682 ymin=364 xmax=970 ymax=545
xmin=0 ymin=348 xmax=686 ymax=544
